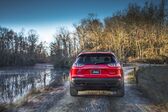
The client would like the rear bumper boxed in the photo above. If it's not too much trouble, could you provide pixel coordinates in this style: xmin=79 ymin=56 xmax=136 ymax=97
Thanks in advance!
xmin=70 ymin=78 xmax=123 ymax=91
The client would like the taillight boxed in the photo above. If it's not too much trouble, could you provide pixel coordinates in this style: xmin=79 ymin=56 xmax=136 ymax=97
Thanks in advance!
xmin=116 ymin=69 xmax=122 ymax=75
xmin=72 ymin=63 xmax=84 ymax=67
xmin=108 ymin=63 xmax=121 ymax=67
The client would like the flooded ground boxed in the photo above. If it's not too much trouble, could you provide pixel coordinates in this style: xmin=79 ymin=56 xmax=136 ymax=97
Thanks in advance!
xmin=0 ymin=64 xmax=67 ymax=104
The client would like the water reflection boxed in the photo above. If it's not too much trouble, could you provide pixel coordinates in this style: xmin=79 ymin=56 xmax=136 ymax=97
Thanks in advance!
xmin=0 ymin=64 xmax=64 ymax=104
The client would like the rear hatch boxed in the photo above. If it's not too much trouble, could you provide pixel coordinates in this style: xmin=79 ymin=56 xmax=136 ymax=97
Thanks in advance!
xmin=71 ymin=53 xmax=122 ymax=78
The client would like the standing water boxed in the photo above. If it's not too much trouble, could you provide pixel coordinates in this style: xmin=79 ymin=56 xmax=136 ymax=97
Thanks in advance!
xmin=0 ymin=64 xmax=65 ymax=104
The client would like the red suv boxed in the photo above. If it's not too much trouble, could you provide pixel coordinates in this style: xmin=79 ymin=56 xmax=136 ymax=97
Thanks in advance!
xmin=69 ymin=52 xmax=124 ymax=96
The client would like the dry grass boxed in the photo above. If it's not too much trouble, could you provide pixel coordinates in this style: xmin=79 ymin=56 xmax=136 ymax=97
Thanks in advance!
xmin=126 ymin=71 xmax=136 ymax=84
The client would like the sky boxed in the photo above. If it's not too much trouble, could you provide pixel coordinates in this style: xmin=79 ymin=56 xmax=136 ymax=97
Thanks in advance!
xmin=0 ymin=0 xmax=147 ymax=44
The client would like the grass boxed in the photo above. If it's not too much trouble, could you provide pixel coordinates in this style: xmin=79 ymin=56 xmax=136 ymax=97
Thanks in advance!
xmin=126 ymin=71 xmax=136 ymax=84
xmin=0 ymin=88 xmax=43 ymax=112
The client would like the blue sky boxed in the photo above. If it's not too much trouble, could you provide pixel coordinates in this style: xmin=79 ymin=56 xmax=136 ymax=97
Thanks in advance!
xmin=0 ymin=0 xmax=147 ymax=43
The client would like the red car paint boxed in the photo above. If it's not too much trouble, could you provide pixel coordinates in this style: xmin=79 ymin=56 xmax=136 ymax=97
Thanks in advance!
xmin=70 ymin=52 xmax=123 ymax=80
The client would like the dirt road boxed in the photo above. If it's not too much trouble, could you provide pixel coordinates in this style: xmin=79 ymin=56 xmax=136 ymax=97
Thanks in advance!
xmin=17 ymin=67 xmax=164 ymax=112
xmin=47 ymin=67 xmax=153 ymax=112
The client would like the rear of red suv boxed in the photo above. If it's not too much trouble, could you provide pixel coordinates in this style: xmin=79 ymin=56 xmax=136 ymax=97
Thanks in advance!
xmin=69 ymin=52 xmax=124 ymax=96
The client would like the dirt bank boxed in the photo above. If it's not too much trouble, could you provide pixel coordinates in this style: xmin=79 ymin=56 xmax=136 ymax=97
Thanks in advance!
xmin=136 ymin=65 xmax=168 ymax=105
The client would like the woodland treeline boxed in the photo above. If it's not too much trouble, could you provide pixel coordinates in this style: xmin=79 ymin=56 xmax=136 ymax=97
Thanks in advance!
xmin=0 ymin=28 xmax=48 ymax=67
xmin=50 ymin=0 xmax=168 ymax=67
xmin=0 ymin=0 xmax=168 ymax=67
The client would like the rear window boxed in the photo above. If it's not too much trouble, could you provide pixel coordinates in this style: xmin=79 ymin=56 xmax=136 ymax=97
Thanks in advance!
xmin=76 ymin=54 xmax=117 ymax=65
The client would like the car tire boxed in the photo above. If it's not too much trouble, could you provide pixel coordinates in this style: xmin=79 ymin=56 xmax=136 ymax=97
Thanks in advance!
xmin=116 ymin=84 xmax=125 ymax=97
xmin=70 ymin=83 xmax=78 ymax=96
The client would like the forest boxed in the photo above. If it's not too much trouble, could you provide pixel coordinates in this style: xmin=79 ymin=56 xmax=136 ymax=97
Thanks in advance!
xmin=0 ymin=28 xmax=48 ymax=67
xmin=0 ymin=0 xmax=168 ymax=67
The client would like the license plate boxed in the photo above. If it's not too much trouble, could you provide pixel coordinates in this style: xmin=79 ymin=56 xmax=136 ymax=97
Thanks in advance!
xmin=92 ymin=70 xmax=100 ymax=74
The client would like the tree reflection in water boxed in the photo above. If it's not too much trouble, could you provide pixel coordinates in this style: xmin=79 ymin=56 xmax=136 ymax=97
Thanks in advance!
xmin=0 ymin=64 xmax=64 ymax=104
